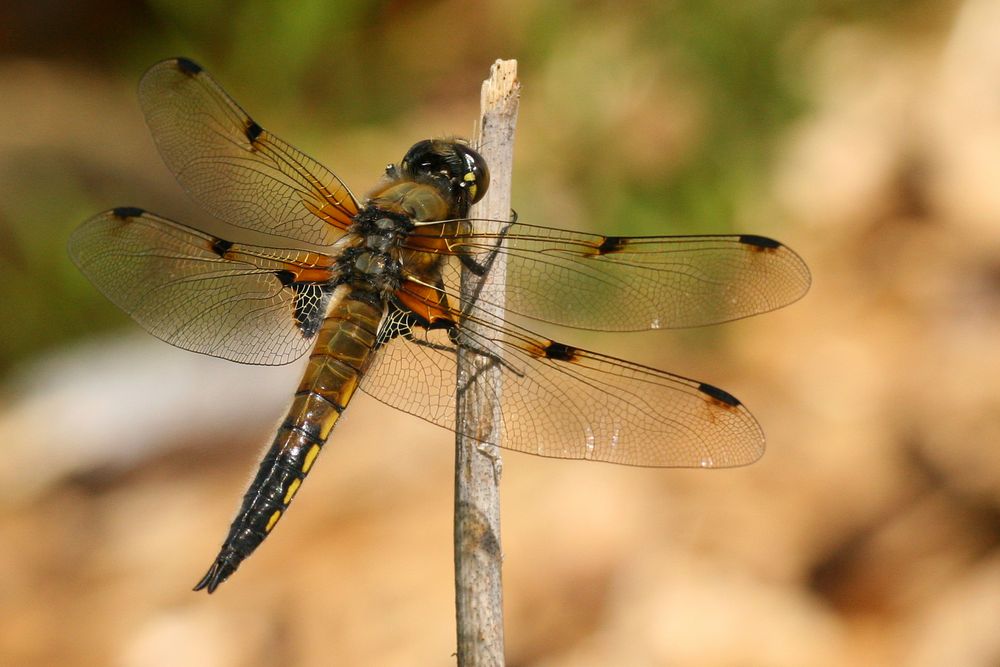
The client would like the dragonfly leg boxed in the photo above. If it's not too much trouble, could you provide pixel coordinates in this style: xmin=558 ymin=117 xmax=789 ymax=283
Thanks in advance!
xmin=457 ymin=213 xmax=514 ymax=278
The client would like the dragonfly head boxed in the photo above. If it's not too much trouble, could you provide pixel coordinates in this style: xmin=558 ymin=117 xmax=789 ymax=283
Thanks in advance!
xmin=399 ymin=139 xmax=490 ymax=212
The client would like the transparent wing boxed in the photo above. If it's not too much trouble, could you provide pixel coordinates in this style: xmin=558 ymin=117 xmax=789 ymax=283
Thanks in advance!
xmin=407 ymin=220 xmax=811 ymax=331
xmin=359 ymin=306 xmax=763 ymax=468
xmin=68 ymin=207 xmax=338 ymax=365
xmin=139 ymin=57 xmax=359 ymax=246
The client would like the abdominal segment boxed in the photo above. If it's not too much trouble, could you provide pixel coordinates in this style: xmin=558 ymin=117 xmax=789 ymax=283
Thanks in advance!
xmin=194 ymin=285 xmax=383 ymax=592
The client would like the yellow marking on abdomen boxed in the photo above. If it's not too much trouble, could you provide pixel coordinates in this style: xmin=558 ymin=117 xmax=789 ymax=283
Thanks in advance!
xmin=265 ymin=510 xmax=282 ymax=532
xmin=283 ymin=478 xmax=303 ymax=504
xmin=301 ymin=444 xmax=322 ymax=474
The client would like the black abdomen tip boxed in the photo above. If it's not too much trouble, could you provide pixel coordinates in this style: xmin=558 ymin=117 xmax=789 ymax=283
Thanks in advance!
xmin=193 ymin=557 xmax=237 ymax=594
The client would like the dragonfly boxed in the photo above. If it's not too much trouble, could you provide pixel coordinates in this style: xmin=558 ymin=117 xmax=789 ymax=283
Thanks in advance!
xmin=69 ymin=57 xmax=810 ymax=593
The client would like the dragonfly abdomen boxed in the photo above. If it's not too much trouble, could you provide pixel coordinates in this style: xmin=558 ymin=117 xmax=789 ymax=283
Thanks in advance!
xmin=194 ymin=284 xmax=384 ymax=593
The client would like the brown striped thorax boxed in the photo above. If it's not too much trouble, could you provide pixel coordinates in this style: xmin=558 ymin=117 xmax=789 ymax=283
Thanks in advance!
xmin=69 ymin=57 xmax=810 ymax=594
xmin=338 ymin=140 xmax=489 ymax=299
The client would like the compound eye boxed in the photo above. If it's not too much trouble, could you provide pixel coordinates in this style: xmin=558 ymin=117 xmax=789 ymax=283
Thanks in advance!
xmin=400 ymin=139 xmax=441 ymax=178
xmin=457 ymin=145 xmax=490 ymax=204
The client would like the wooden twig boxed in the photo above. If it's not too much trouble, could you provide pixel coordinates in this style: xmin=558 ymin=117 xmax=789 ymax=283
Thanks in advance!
xmin=454 ymin=59 xmax=519 ymax=666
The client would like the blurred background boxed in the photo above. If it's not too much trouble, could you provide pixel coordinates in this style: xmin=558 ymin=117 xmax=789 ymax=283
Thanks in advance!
xmin=2 ymin=0 xmax=999 ymax=665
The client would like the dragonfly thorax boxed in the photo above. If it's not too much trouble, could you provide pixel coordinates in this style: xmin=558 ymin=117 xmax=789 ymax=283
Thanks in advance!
xmin=337 ymin=208 xmax=413 ymax=294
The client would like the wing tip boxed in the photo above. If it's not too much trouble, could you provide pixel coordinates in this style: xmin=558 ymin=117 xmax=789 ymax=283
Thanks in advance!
xmin=739 ymin=234 xmax=813 ymax=303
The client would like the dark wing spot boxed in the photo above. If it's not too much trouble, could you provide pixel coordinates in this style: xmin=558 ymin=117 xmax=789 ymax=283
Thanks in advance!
xmin=698 ymin=382 xmax=741 ymax=407
xmin=275 ymin=269 xmax=296 ymax=286
xmin=544 ymin=341 xmax=578 ymax=361
xmin=597 ymin=235 xmax=626 ymax=254
xmin=292 ymin=283 xmax=330 ymax=338
xmin=175 ymin=57 xmax=203 ymax=76
xmin=739 ymin=234 xmax=781 ymax=250
xmin=111 ymin=206 xmax=145 ymax=219
xmin=245 ymin=120 xmax=264 ymax=144
xmin=211 ymin=238 xmax=234 ymax=257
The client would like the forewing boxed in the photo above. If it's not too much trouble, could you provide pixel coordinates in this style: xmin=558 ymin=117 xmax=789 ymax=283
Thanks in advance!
xmin=139 ymin=57 xmax=359 ymax=247
xmin=410 ymin=220 xmax=810 ymax=331
xmin=68 ymin=208 xmax=337 ymax=365
xmin=360 ymin=307 xmax=763 ymax=468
